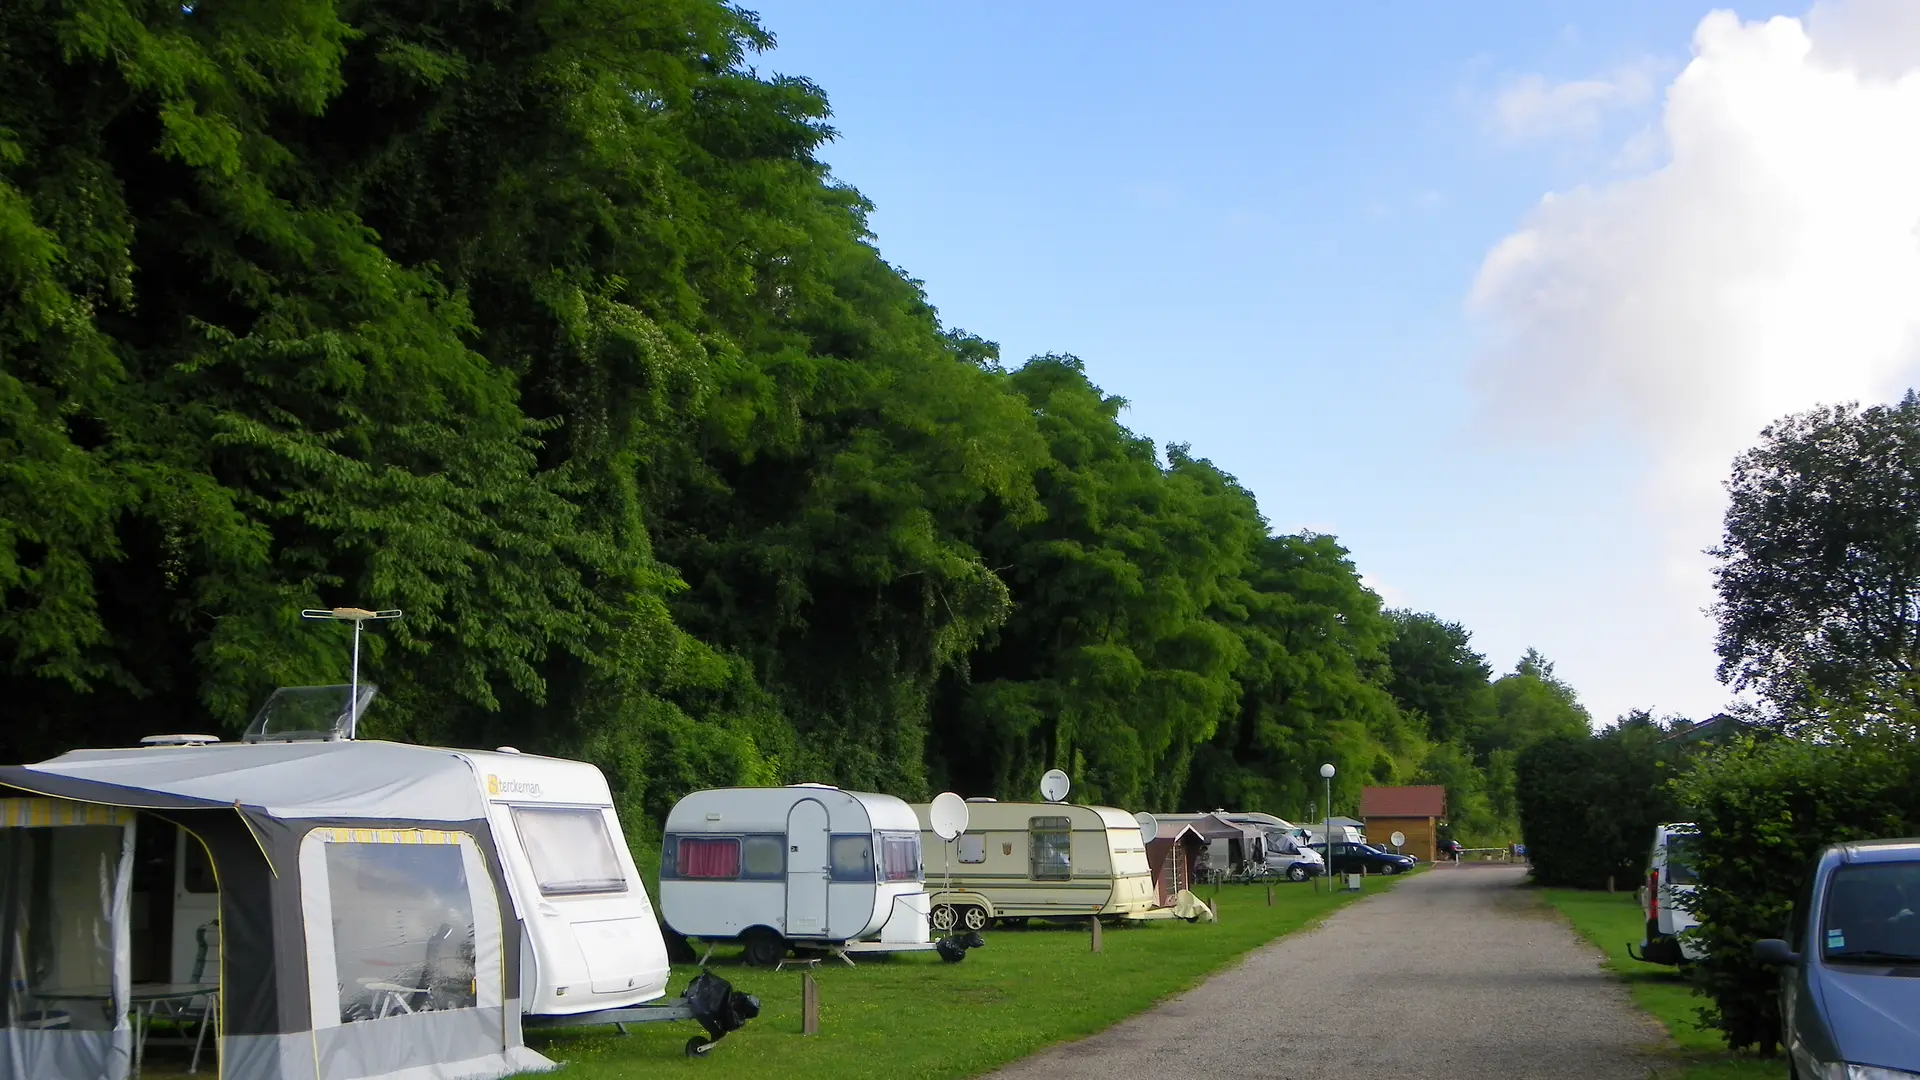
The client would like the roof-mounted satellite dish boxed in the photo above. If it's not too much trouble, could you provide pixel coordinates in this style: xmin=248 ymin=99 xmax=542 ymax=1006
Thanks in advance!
xmin=929 ymin=792 xmax=969 ymax=841
xmin=1039 ymin=769 xmax=1071 ymax=803
xmin=1134 ymin=811 xmax=1158 ymax=839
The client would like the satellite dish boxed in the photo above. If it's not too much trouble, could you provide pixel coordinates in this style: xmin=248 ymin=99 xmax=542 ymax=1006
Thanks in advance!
xmin=1390 ymin=830 xmax=1407 ymax=849
xmin=1134 ymin=811 xmax=1159 ymax=839
xmin=930 ymin=792 xmax=970 ymax=841
xmin=1039 ymin=769 xmax=1071 ymax=803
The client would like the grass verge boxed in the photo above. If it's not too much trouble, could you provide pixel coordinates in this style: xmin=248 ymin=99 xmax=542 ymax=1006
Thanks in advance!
xmin=1539 ymin=889 xmax=1777 ymax=1080
xmin=533 ymin=874 xmax=1408 ymax=1080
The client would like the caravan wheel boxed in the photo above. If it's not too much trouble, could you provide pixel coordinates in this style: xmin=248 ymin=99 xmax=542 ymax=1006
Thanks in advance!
xmin=959 ymin=906 xmax=990 ymax=932
xmin=741 ymin=929 xmax=786 ymax=968
xmin=931 ymin=904 xmax=959 ymax=933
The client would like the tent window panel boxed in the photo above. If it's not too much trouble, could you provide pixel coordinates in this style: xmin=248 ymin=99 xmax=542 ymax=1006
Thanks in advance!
xmin=880 ymin=833 xmax=921 ymax=882
xmin=1029 ymin=817 xmax=1072 ymax=881
xmin=675 ymin=837 xmax=740 ymax=880
xmin=829 ymin=835 xmax=873 ymax=882
xmin=324 ymin=842 xmax=479 ymax=1024
xmin=956 ymin=835 xmax=987 ymax=864
xmin=0 ymin=824 xmax=127 ymax=1032
xmin=511 ymin=807 xmax=628 ymax=897
xmin=740 ymin=836 xmax=784 ymax=880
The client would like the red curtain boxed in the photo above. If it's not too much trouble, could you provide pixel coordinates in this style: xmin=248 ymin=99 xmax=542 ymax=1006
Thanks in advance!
xmin=679 ymin=838 xmax=741 ymax=879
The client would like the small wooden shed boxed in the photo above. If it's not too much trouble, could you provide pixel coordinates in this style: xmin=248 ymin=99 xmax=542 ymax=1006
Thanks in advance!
xmin=1358 ymin=785 xmax=1447 ymax=862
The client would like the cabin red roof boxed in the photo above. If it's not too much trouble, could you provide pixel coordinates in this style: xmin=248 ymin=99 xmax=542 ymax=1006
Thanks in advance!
xmin=1359 ymin=785 xmax=1446 ymax=819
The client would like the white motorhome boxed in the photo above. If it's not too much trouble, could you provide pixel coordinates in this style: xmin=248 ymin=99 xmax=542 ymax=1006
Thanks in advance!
xmin=1633 ymin=822 xmax=1704 ymax=965
xmin=659 ymin=785 xmax=936 ymax=966
xmin=914 ymin=799 xmax=1168 ymax=929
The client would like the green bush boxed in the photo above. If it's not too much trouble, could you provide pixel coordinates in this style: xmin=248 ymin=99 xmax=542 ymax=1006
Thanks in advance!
xmin=1674 ymin=726 xmax=1919 ymax=1053
xmin=1514 ymin=726 xmax=1679 ymax=889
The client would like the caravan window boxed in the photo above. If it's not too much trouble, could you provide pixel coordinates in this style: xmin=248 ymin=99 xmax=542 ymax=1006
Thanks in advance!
xmin=1030 ymin=817 xmax=1072 ymax=880
xmin=830 ymin=834 xmax=874 ymax=881
xmin=956 ymin=834 xmax=987 ymax=864
xmin=741 ymin=835 xmax=785 ymax=879
xmin=511 ymin=807 xmax=628 ymax=896
xmin=879 ymin=832 xmax=921 ymax=882
xmin=673 ymin=836 xmax=741 ymax=879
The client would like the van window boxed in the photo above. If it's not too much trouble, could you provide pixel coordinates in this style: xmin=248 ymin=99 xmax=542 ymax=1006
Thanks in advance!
xmin=1030 ymin=817 xmax=1072 ymax=880
xmin=880 ymin=832 xmax=921 ymax=882
xmin=830 ymin=834 xmax=874 ymax=881
xmin=673 ymin=836 xmax=741 ymax=880
xmin=512 ymin=807 xmax=629 ymax=896
xmin=1821 ymin=861 xmax=1920 ymax=962
xmin=1664 ymin=834 xmax=1699 ymax=885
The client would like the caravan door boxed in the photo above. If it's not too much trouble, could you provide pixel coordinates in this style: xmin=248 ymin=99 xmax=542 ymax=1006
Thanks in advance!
xmin=785 ymin=800 xmax=830 ymax=937
xmin=169 ymin=830 xmax=221 ymax=983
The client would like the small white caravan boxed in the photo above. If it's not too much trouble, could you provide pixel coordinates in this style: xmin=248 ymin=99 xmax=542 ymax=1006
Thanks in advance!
xmin=660 ymin=785 xmax=942 ymax=965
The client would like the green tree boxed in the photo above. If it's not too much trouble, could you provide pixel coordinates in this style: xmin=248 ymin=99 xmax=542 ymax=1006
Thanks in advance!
xmin=1383 ymin=610 xmax=1491 ymax=745
xmin=1713 ymin=392 xmax=1920 ymax=718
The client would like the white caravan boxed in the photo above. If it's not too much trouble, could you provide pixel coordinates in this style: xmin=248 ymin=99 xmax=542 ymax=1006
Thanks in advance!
xmin=914 ymin=799 xmax=1169 ymax=929
xmin=660 ymin=785 xmax=940 ymax=966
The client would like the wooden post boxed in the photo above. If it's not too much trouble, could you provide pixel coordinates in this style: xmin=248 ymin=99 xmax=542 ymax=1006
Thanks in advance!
xmin=1266 ymin=883 xmax=1274 ymax=907
xmin=1089 ymin=915 xmax=1103 ymax=953
xmin=1607 ymin=875 xmax=1615 ymax=893
xmin=801 ymin=973 xmax=819 ymax=1036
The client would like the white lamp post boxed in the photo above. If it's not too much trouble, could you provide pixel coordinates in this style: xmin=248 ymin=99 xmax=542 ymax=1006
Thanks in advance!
xmin=1319 ymin=762 xmax=1336 ymax=889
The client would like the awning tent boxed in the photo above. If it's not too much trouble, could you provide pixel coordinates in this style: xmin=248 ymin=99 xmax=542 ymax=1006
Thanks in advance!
xmin=0 ymin=738 xmax=554 ymax=1080
xmin=1144 ymin=823 xmax=1204 ymax=906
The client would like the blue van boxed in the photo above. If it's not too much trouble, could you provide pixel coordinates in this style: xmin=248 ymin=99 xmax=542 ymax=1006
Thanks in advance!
xmin=1753 ymin=838 xmax=1920 ymax=1079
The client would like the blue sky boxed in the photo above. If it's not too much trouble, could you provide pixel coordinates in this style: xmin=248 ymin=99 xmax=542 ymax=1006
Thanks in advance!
xmin=742 ymin=1 xmax=1920 ymax=726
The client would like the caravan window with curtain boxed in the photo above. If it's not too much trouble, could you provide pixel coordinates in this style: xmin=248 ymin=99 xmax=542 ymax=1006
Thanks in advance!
xmin=673 ymin=837 xmax=741 ymax=879
xmin=511 ymin=807 xmax=628 ymax=896
xmin=879 ymin=832 xmax=921 ymax=882
xmin=1029 ymin=817 xmax=1072 ymax=880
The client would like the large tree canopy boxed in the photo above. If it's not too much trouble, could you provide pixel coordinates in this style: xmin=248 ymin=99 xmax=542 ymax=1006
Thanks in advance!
xmin=1713 ymin=393 xmax=1920 ymax=717
xmin=1 ymin=0 xmax=1583 ymax=838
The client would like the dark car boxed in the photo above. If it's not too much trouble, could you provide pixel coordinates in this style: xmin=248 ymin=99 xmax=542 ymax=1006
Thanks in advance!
xmin=1753 ymin=838 xmax=1920 ymax=1080
xmin=1315 ymin=841 xmax=1416 ymax=876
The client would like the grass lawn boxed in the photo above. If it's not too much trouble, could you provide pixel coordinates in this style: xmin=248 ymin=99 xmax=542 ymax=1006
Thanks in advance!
xmin=1539 ymin=889 xmax=1779 ymax=1080
xmin=530 ymin=874 xmax=1408 ymax=1080
xmin=135 ymin=873 xmax=1410 ymax=1080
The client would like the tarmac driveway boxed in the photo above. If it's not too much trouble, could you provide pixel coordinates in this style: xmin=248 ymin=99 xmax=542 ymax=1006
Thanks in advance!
xmin=985 ymin=866 xmax=1665 ymax=1080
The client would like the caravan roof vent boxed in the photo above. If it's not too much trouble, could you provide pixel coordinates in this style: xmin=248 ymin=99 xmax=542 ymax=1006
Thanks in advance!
xmin=495 ymin=746 xmax=522 ymax=755
xmin=243 ymin=684 xmax=377 ymax=743
xmin=792 ymin=782 xmax=836 ymax=789
xmin=140 ymin=734 xmax=222 ymax=747
xmin=965 ymin=797 xmax=998 ymax=803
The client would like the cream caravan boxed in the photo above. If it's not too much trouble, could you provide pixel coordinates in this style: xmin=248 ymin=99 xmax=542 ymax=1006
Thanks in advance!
xmin=913 ymin=799 xmax=1168 ymax=930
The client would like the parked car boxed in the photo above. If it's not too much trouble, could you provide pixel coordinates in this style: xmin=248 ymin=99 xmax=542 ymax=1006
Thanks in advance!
xmin=1752 ymin=838 xmax=1920 ymax=1080
xmin=1314 ymin=841 xmax=1416 ymax=875
xmin=1630 ymin=822 xmax=1703 ymax=966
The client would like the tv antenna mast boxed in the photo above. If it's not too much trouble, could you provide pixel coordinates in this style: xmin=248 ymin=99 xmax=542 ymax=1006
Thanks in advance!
xmin=299 ymin=606 xmax=402 ymax=738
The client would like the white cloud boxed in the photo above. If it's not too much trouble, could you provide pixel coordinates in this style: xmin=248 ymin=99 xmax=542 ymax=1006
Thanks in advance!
xmin=1488 ymin=61 xmax=1660 ymax=142
xmin=1468 ymin=2 xmax=1920 ymax=712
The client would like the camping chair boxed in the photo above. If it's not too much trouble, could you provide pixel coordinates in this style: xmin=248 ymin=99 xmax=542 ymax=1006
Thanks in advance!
xmin=145 ymin=919 xmax=220 ymax=1074
xmin=362 ymin=924 xmax=455 ymax=1018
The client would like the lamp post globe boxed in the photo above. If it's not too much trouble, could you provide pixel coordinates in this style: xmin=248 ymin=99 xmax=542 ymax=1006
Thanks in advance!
xmin=1319 ymin=762 xmax=1336 ymax=889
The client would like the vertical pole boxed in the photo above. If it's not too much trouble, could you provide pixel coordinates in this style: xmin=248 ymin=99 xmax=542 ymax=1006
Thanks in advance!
xmin=1089 ymin=916 xmax=1103 ymax=953
xmin=801 ymin=973 xmax=819 ymax=1035
xmin=1324 ymin=775 xmax=1332 ymax=897
xmin=1266 ymin=883 xmax=1274 ymax=907
xmin=348 ymin=617 xmax=362 ymax=737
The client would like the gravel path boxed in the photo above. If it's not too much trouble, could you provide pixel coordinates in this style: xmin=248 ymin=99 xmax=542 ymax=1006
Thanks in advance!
xmin=986 ymin=866 xmax=1666 ymax=1080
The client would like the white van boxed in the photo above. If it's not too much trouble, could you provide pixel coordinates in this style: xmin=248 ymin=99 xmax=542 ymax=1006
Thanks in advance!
xmin=1633 ymin=822 xmax=1703 ymax=965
